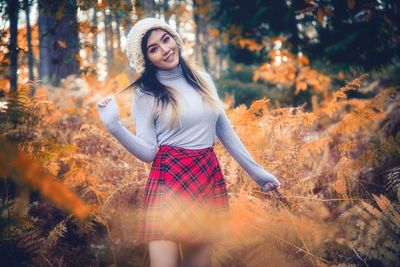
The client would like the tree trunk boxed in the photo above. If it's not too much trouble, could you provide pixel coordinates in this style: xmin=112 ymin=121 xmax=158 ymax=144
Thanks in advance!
xmin=124 ymin=0 xmax=133 ymax=36
xmin=174 ymin=0 xmax=182 ymax=34
xmin=38 ymin=5 xmax=51 ymax=84
xmin=218 ymin=39 xmax=223 ymax=78
xmin=286 ymin=2 xmax=301 ymax=54
xmin=104 ymin=2 xmax=114 ymax=75
xmin=38 ymin=0 xmax=80 ymax=86
xmin=24 ymin=0 xmax=35 ymax=96
xmin=6 ymin=0 xmax=19 ymax=93
xmin=92 ymin=7 xmax=99 ymax=66
xmin=193 ymin=0 xmax=210 ymax=70
xmin=163 ymin=0 xmax=170 ymax=22
xmin=200 ymin=24 xmax=209 ymax=71
xmin=139 ymin=0 xmax=157 ymax=17
xmin=115 ymin=11 xmax=122 ymax=51
xmin=192 ymin=0 xmax=200 ymax=64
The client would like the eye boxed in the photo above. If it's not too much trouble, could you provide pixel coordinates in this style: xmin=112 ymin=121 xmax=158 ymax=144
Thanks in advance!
xmin=163 ymin=36 xmax=170 ymax=43
xmin=149 ymin=47 xmax=157 ymax=53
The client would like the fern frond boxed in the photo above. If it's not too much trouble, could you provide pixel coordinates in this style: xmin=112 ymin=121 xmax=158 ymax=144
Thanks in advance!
xmin=1 ymin=138 xmax=92 ymax=219
xmin=385 ymin=166 xmax=400 ymax=194
xmin=0 ymin=88 xmax=42 ymax=141
xmin=70 ymin=214 xmax=97 ymax=235
xmin=42 ymin=218 xmax=68 ymax=251
xmin=16 ymin=227 xmax=45 ymax=256
xmin=371 ymin=194 xmax=400 ymax=230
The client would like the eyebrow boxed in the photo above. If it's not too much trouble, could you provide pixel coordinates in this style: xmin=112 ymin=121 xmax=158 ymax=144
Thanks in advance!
xmin=147 ymin=32 xmax=169 ymax=51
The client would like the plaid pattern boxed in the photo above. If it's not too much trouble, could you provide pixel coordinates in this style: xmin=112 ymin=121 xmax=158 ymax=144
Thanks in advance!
xmin=135 ymin=145 xmax=231 ymax=244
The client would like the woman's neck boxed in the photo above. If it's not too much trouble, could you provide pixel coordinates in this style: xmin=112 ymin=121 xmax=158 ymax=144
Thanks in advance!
xmin=155 ymin=62 xmax=184 ymax=82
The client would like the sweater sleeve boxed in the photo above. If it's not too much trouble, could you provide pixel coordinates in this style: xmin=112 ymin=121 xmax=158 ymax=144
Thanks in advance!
xmin=202 ymin=72 xmax=282 ymax=191
xmin=96 ymin=90 xmax=158 ymax=163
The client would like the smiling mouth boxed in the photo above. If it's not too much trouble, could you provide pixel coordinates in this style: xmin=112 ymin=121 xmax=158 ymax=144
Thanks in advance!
xmin=164 ymin=52 xmax=174 ymax=62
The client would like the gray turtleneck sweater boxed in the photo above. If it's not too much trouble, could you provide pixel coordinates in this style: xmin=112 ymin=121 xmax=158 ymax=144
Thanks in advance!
xmin=96 ymin=63 xmax=281 ymax=191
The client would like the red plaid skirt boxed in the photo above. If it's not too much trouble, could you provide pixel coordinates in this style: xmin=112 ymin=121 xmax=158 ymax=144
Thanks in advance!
xmin=134 ymin=145 xmax=232 ymax=244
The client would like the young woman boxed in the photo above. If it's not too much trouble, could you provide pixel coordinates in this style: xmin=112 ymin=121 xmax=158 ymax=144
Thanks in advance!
xmin=97 ymin=17 xmax=282 ymax=267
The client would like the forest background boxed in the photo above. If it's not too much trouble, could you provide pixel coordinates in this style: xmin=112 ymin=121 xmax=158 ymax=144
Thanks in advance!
xmin=0 ymin=0 xmax=399 ymax=266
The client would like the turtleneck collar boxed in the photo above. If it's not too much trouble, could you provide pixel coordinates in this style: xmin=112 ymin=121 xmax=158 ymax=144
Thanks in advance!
xmin=155 ymin=62 xmax=184 ymax=82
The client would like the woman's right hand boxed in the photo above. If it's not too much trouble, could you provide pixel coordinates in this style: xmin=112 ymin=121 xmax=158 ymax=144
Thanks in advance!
xmin=96 ymin=95 xmax=120 ymax=129
xmin=97 ymin=96 xmax=113 ymax=108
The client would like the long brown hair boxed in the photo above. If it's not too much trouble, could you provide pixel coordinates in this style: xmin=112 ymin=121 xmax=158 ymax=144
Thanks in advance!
xmin=117 ymin=28 xmax=226 ymax=129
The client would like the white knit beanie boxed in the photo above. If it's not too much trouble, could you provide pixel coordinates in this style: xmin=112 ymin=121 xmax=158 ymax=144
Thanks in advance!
xmin=126 ymin=17 xmax=184 ymax=74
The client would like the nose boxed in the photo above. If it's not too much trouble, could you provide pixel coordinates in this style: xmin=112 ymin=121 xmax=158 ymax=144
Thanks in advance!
xmin=160 ymin=44 xmax=170 ymax=54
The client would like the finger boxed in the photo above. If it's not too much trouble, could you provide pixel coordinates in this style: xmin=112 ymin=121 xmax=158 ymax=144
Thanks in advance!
xmin=270 ymin=184 xmax=280 ymax=191
xmin=103 ymin=98 xmax=111 ymax=104
xmin=103 ymin=98 xmax=111 ymax=105
xmin=265 ymin=182 xmax=276 ymax=191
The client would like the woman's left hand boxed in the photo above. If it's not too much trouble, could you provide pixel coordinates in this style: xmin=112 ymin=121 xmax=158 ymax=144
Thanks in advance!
xmin=261 ymin=172 xmax=282 ymax=192
xmin=263 ymin=181 xmax=281 ymax=192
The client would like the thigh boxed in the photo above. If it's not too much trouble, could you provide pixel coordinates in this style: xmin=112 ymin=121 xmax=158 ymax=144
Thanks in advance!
xmin=148 ymin=240 xmax=180 ymax=267
xmin=181 ymin=242 xmax=215 ymax=267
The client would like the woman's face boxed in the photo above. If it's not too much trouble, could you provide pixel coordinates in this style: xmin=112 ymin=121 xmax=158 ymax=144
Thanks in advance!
xmin=145 ymin=29 xmax=179 ymax=70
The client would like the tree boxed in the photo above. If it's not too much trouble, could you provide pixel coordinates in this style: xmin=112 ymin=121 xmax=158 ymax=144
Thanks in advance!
xmin=193 ymin=0 xmax=220 ymax=71
xmin=137 ymin=0 xmax=157 ymax=17
xmin=38 ymin=0 xmax=80 ymax=86
xmin=163 ymin=0 xmax=170 ymax=22
xmin=295 ymin=0 xmax=400 ymax=69
xmin=23 ymin=0 xmax=35 ymax=96
xmin=6 ymin=0 xmax=19 ymax=92
xmin=123 ymin=0 xmax=133 ymax=36
xmin=103 ymin=0 xmax=114 ymax=74
xmin=215 ymin=0 xmax=300 ymax=65
xmin=91 ymin=6 xmax=99 ymax=66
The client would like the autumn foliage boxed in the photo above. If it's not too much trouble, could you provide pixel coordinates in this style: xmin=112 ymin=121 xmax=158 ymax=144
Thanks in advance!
xmin=1 ymin=0 xmax=399 ymax=265
xmin=0 ymin=64 xmax=399 ymax=266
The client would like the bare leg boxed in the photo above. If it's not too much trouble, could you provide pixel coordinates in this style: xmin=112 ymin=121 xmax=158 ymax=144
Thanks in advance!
xmin=148 ymin=240 xmax=180 ymax=267
xmin=180 ymin=243 xmax=214 ymax=267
